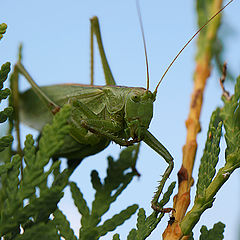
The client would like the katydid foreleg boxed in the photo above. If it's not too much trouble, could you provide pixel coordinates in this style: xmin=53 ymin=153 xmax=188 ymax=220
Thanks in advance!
xmin=143 ymin=130 xmax=174 ymax=210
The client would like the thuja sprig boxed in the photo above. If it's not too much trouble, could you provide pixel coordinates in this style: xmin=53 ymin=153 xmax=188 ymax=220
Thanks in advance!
xmin=59 ymin=145 xmax=141 ymax=240
xmin=180 ymin=77 xmax=240 ymax=236
xmin=0 ymin=105 xmax=71 ymax=238
xmin=0 ymin=62 xmax=13 ymax=154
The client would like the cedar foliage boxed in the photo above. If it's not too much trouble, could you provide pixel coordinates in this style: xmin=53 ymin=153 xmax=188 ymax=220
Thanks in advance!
xmin=0 ymin=1 xmax=239 ymax=239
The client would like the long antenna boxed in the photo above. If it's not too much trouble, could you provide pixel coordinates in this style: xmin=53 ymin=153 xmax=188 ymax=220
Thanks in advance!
xmin=154 ymin=0 xmax=234 ymax=94
xmin=136 ymin=0 xmax=150 ymax=91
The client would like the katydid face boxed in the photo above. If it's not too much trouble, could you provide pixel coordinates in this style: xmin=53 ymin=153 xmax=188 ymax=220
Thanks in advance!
xmin=124 ymin=89 xmax=155 ymax=139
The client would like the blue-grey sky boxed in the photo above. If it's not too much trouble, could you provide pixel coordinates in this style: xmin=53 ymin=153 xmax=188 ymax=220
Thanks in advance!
xmin=1 ymin=0 xmax=240 ymax=239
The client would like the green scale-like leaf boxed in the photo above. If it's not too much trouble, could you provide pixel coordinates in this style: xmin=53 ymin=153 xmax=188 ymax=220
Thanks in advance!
xmin=0 ymin=105 xmax=71 ymax=238
xmin=196 ymin=110 xmax=222 ymax=198
xmin=0 ymin=135 xmax=13 ymax=152
xmin=126 ymin=182 xmax=176 ymax=240
xmin=0 ymin=155 xmax=21 ymax=235
xmin=0 ymin=107 xmax=13 ymax=123
xmin=15 ymin=222 xmax=60 ymax=240
xmin=91 ymin=146 xmax=138 ymax=219
xmin=0 ymin=23 xmax=7 ymax=40
xmin=0 ymin=62 xmax=10 ymax=91
xmin=70 ymin=145 xmax=139 ymax=240
xmin=98 ymin=204 xmax=138 ymax=236
xmin=36 ymin=105 xmax=71 ymax=168
xmin=0 ymin=161 xmax=12 ymax=175
xmin=181 ymin=77 xmax=240 ymax=236
xmin=70 ymin=182 xmax=90 ymax=219
xmin=112 ymin=234 xmax=121 ymax=240
xmin=220 ymin=76 xmax=240 ymax=163
xmin=0 ymin=62 xmax=13 ymax=153
xmin=53 ymin=209 xmax=78 ymax=240
xmin=200 ymin=222 xmax=225 ymax=240
xmin=18 ymin=105 xmax=71 ymax=201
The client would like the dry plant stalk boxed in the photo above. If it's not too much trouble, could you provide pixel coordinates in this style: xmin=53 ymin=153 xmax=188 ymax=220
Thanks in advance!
xmin=163 ymin=0 xmax=224 ymax=239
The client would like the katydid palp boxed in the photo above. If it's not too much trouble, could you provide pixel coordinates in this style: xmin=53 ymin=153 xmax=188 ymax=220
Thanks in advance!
xmin=12 ymin=0 xmax=233 ymax=212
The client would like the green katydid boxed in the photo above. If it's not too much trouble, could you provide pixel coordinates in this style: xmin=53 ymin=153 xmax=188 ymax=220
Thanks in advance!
xmin=12 ymin=0 xmax=233 ymax=211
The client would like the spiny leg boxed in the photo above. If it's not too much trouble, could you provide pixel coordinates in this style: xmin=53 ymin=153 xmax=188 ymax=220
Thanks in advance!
xmin=81 ymin=119 xmax=140 ymax=145
xmin=90 ymin=16 xmax=116 ymax=86
xmin=143 ymin=130 xmax=174 ymax=212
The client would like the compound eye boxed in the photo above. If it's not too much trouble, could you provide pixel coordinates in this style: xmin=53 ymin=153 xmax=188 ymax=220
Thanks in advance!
xmin=131 ymin=94 xmax=140 ymax=102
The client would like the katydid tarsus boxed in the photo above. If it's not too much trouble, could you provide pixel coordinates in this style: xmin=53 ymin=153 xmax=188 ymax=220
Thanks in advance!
xmin=12 ymin=0 xmax=233 ymax=212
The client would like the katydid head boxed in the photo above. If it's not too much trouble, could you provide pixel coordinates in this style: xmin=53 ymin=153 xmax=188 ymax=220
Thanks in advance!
xmin=124 ymin=89 xmax=155 ymax=139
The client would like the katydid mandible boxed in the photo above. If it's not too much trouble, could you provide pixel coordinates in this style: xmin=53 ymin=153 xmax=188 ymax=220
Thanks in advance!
xmin=13 ymin=0 xmax=233 ymax=212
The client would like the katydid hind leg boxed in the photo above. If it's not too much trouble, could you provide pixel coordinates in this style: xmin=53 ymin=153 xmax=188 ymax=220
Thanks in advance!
xmin=143 ymin=130 xmax=174 ymax=211
xmin=15 ymin=51 xmax=60 ymax=115
xmin=71 ymin=98 xmax=99 ymax=120
xmin=79 ymin=118 xmax=122 ymax=138
xmin=90 ymin=16 xmax=116 ymax=86
xmin=71 ymin=98 xmax=123 ymax=133
xmin=80 ymin=118 xmax=142 ymax=146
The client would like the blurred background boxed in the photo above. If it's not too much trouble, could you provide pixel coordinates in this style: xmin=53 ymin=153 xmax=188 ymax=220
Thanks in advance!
xmin=1 ymin=0 xmax=240 ymax=239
